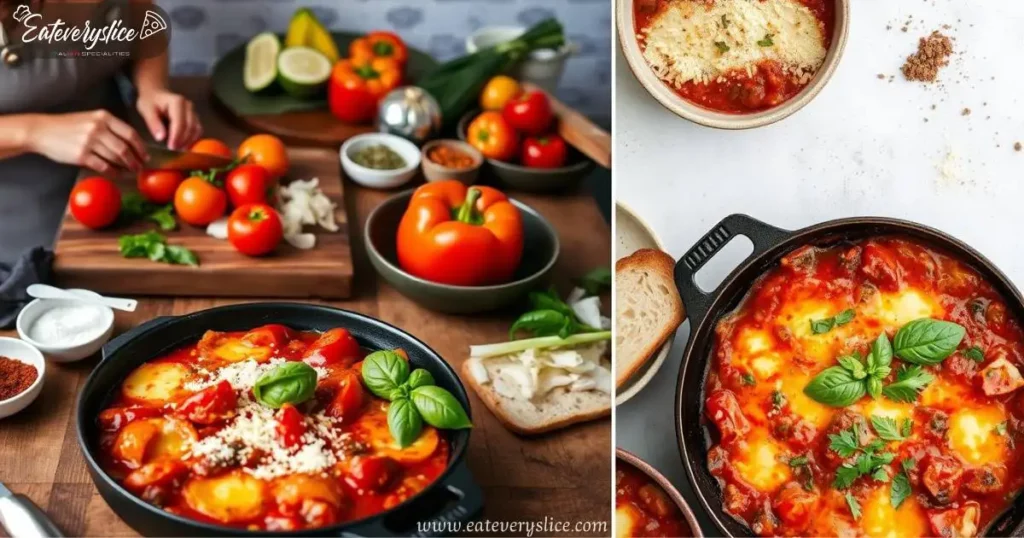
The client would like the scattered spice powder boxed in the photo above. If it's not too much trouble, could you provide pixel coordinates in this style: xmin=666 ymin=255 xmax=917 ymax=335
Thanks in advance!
xmin=0 ymin=356 xmax=38 ymax=401
xmin=1015 ymin=142 xmax=1022 ymax=152
xmin=902 ymin=30 xmax=953 ymax=83
xmin=962 ymin=108 xmax=971 ymax=116
xmin=427 ymin=145 xmax=475 ymax=170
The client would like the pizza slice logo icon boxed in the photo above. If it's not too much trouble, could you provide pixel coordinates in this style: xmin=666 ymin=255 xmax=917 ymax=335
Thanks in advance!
xmin=139 ymin=10 xmax=167 ymax=40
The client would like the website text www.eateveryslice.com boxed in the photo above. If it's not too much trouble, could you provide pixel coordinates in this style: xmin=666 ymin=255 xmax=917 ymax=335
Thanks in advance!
xmin=416 ymin=516 xmax=610 ymax=537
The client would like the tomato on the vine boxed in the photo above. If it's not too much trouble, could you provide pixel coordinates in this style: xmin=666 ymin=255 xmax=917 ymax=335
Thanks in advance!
xmin=522 ymin=135 xmax=568 ymax=169
xmin=227 ymin=203 xmax=283 ymax=257
xmin=225 ymin=164 xmax=273 ymax=207
xmin=502 ymin=90 xmax=553 ymax=135
xmin=174 ymin=176 xmax=227 ymax=226
xmin=69 ymin=177 xmax=121 ymax=229
xmin=137 ymin=170 xmax=185 ymax=204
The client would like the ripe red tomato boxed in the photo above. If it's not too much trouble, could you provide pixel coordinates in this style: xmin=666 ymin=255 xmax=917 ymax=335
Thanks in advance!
xmin=346 ymin=456 xmax=399 ymax=493
xmin=227 ymin=203 xmax=283 ymax=256
xmin=275 ymin=404 xmax=306 ymax=449
xmin=69 ymin=176 xmax=121 ymax=229
xmin=522 ymin=135 xmax=568 ymax=169
xmin=303 ymin=328 xmax=362 ymax=367
xmin=176 ymin=380 xmax=237 ymax=425
xmin=137 ymin=170 xmax=185 ymax=204
xmin=225 ymin=164 xmax=273 ymax=208
xmin=502 ymin=90 xmax=553 ymax=135
xmin=174 ymin=176 xmax=227 ymax=226
xmin=466 ymin=111 xmax=519 ymax=162
xmin=324 ymin=370 xmax=365 ymax=421
xmin=190 ymin=138 xmax=233 ymax=159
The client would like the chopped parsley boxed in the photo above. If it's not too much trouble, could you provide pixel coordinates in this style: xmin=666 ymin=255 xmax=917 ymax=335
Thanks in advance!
xmin=871 ymin=415 xmax=912 ymax=442
xmin=829 ymin=425 xmax=896 ymax=490
xmin=845 ymin=492 xmax=862 ymax=520
xmin=810 ymin=309 xmax=856 ymax=334
xmin=789 ymin=455 xmax=809 ymax=467
xmin=721 ymin=14 xmax=730 ymax=28
xmin=996 ymin=421 xmax=1008 ymax=436
xmin=964 ymin=346 xmax=985 ymax=362
xmin=714 ymin=41 xmax=730 ymax=53
xmin=890 ymin=468 xmax=912 ymax=509
xmin=741 ymin=373 xmax=756 ymax=386
xmin=757 ymin=33 xmax=775 ymax=47
xmin=772 ymin=390 xmax=785 ymax=407
xmin=881 ymin=365 xmax=935 ymax=402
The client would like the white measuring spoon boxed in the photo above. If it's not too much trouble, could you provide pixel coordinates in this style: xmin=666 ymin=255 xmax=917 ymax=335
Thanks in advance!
xmin=26 ymin=284 xmax=138 ymax=312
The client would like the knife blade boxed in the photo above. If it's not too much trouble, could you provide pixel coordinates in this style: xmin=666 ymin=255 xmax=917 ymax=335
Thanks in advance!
xmin=0 ymin=482 xmax=65 ymax=537
xmin=145 ymin=144 xmax=233 ymax=172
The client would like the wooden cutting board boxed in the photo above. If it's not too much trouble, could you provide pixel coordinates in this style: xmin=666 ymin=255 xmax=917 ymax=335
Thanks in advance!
xmin=52 ymin=150 xmax=354 ymax=299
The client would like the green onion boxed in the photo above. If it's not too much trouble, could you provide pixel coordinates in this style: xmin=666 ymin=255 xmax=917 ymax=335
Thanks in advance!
xmin=469 ymin=331 xmax=611 ymax=359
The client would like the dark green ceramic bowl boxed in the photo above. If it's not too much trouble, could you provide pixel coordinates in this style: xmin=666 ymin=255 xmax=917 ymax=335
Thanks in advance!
xmin=457 ymin=110 xmax=595 ymax=194
xmin=365 ymin=190 xmax=560 ymax=314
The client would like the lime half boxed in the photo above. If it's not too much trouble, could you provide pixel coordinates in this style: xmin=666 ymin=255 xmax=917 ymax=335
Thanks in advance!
xmin=243 ymin=32 xmax=281 ymax=93
xmin=277 ymin=46 xmax=332 ymax=98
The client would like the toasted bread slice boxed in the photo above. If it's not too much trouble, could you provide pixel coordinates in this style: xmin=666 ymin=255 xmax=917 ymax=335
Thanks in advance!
xmin=462 ymin=359 xmax=610 ymax=436
xmin=615 ymin=248 xmax=684 ymax=387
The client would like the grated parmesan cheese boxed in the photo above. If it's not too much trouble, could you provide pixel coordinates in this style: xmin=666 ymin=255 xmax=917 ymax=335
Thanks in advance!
xmin=184 ymin=358 xmax=328 ymax=392
xmin=639 ymin=0 xmax=827 ymax=87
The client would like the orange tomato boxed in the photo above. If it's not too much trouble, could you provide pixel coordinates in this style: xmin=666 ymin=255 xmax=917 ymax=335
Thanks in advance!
xmin=237 ymin=134 xmax=289 ymax=180
xmin=190 ymin=138 xmax=233 ymax=158
xmin=466 ymin=112 xmax=519 ymax=162
xmin=174 ymin=176 xmax=227 ymax=226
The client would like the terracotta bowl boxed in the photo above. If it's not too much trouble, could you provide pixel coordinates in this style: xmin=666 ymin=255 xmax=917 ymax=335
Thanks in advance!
xmin=617 ymin=448 xmax=704 ymax=537
xmin=615 ymin=0 xmax=850 ymax=129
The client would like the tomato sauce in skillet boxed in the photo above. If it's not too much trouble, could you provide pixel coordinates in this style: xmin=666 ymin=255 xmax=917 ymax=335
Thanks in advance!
xmin=96 ymin=325 xmax=448 ymax=531
xmin=634 ymin=0 xmax=834 ymax=113
xmin=703 ymin=237 xmax=1024 ymax=537
xmin=616 ymin=461 xmax=693 ymax=537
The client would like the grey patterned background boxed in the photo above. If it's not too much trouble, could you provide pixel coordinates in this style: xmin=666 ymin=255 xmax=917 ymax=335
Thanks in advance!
xmin=156 ymin=0 xmax=611 ymax=123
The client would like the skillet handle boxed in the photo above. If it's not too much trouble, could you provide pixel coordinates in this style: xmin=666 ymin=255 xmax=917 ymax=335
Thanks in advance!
xmin=101 ymin=316 xmax=176 ymax=360
xmin=674 ymin=214 xmax=791 ymax=325
xmin=339 ymin=462 xmax=482 ymax=537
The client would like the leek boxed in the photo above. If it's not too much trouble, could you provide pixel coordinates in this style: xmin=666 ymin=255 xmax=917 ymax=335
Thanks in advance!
xmin=469 ymin=331 xmax=611 ymax=360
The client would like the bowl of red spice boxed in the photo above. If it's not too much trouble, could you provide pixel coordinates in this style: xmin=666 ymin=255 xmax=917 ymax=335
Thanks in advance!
xmin=421 ymin=139 xmax=483 ymax=185
xmin=0 ymin=337 xmax=45 ymax=419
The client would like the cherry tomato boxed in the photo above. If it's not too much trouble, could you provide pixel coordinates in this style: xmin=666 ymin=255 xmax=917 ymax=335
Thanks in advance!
xmin=303 ymin=328 xmax=362 ymax=367
xmin=227 ymin=203 xmax=283 ymax=257
xmin=238 ymin=134 xmax=289 ymax=181
xmin=346 ymin=455 xmax=399 ymax=493
xmin=466 ymin=111 xmax=518 ymax=162
xmin=241 ymin=324 xmax=293 ymax=349
xmin=137 ymin=170 xmax=185 ymax=204
xmin=479 ymin=75 xmax=521 ymax=111
xmin=174 ymin=176 xmax=227 ymax=226
xmin=225 ymin=164 xmax=273 ymax=208
xmin=324 ymin=370 xmax=365 ymax=421
xmin=189 ymin=138 xmax=233 ymax=158
xmin=97 ymin=406 xmax=164 ymax=433
xmin=275 ymin=403 xmax=306 ymax=449
xmin=69 ymin=177 xmax=121 ymax=229
xmin=502 ymin=90 xmax=553 ymax=135
xmin=521 ymin=135 xmax=568 ymax=169
xmin=176 ymin=380 xmax=237 ymax=425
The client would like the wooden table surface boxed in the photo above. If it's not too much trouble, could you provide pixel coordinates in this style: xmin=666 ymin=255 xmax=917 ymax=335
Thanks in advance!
xmin=0 ymin=78 xmax=612 ymax=536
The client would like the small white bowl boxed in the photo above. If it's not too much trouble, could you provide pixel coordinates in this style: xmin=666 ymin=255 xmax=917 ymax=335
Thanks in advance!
xmin=16 ymin=289 xmax=115 ymax=363
xmin=0 ymin=337 xmax=45 ymax=419
xmin=340 ymin=133 xmax=421 ymax=189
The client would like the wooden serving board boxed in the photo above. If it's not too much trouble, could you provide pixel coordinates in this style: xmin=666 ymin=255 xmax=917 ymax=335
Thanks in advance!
xmin=209 ymin=32 xmax=438 ymax=147
xmin=52 ymin=84 xmax=354 ymax=299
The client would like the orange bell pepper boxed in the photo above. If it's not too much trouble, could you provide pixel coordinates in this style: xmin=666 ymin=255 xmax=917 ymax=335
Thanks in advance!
xmin=350 ymin=31 xmax=408 ymax=66
xmin=327 ymin=57 xmax=403 ymax=124
xmin=397 ymin=180 xmax=523 ymax=286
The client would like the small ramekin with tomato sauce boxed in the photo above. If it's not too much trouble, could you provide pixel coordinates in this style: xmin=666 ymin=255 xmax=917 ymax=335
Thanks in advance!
xmin=616 ymin=0 xmax=849 ymax=128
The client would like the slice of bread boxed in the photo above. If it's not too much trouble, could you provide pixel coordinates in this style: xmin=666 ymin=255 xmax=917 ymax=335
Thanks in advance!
xmin=615 ymin=248 xmax=685 ymax=387
xmin=462 ymin=359 xmax=610 ymax=435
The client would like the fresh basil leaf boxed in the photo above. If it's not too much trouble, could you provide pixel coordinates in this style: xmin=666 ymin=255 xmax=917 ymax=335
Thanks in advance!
xmin=578 ymin=267 xmax=611 ymax=296
xmin=882 ymin=365 xmax=935 ymax=402
xmin=253 ymin=361 xmax=317 ymax=409
xmin=387 ymin=397 xmax=423 ymax=448
xmin=410 ymin=385 xmax=472 ymax=429
xmin=964 ymin=346 xmax=985 ymax=362
xmin=407 ymin=369 xmax=435 ymax=390
xmin=509 ymin=309 xmax=568 ymax=339
xmin=835 ymin=309 xmax=856 ymax=326
xmin=804 ymin=366 xmax=867 ymax=407
xmin=528 ymin=289 xmax=575 ymax=318
xmin=810 ymin=318 xmax=835 ymax=334
xmin=893 ymin=318 xmax=966 ymax=365
xmin=838 ymin=355 xmax=867 ymax=379
xmin=362 ymin=350 xmax=410 ymax=400
xmin=890 ymin=471 xmax=911 ymax=509
xmin=870 ymin=333 xmax=893 ymax=370
xmin=866 ymin=376 xmax=882 ymax=399
xmin=871 ymin=416 xmax=906 ymax=441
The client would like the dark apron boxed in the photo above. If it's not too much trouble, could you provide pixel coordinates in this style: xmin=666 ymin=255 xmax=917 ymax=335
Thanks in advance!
xmin=0 ymin=1 xmax=128 ymax=266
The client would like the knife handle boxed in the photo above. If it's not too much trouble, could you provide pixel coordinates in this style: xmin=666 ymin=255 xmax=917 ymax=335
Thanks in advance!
xmin=0 ymin=495 xmax=64 ymax=538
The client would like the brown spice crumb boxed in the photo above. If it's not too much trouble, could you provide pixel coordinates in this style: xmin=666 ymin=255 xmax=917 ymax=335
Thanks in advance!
xmin=877 ymin=74 xmax=885 ymax=80
xmin=902 ymin=30 xmax=954 ymax=83
xmin=1015 ymin=142 xmax=1022 ymax=152
xmin=962 ymin=108 xmax=971 ymax=116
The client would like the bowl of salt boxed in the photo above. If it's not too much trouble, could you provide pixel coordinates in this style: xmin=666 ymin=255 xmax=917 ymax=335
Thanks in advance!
xmin=16 ymin=289 xmax=115 ymax=362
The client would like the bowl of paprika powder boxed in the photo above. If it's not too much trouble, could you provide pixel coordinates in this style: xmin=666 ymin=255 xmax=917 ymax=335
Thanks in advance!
xmin=365 ymin=180 xmax=560 ymax=314
xmin=0 ymin=337 xmax=45 ymax=419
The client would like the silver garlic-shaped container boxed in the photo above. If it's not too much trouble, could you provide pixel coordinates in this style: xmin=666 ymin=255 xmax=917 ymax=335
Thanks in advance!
xmin=376 ymin=86 xmax=442 ymax=146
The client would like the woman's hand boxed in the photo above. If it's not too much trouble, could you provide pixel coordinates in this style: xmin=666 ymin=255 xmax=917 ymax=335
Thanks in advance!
xmin=25 ymin=110 xmax=149 ymax=174
xmin=136 ymin=88 xmax=203 ymax=151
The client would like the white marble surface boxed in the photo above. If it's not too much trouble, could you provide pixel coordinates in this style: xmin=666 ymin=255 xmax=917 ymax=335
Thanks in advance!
xmin=615 ymin=1 xmax=1024 ymax=534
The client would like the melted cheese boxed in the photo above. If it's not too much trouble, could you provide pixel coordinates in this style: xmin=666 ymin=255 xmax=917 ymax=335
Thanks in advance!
xmin=780 ymin=376 xmax=831 ymax=427
xmin=615 ymin=504 xmax=641 ymax=538
xmin=920 ymin=377 xmax=970 ymax=407
xmin=781 ymin=299 xmax=845 ymax=364
xmin=867 ymin=290 xmax=941 ymax=330
xmin=734 ymin=432 xmax=790 ymax=491
xmin=948 ymin=406 xmax=1009 ymax=464
xmin=861 ymin=486 xmax=929 ymax=538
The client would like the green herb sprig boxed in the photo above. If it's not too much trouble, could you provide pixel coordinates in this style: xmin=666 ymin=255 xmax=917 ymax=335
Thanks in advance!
xmin=810 ymin=309 xmax=856 ymax=334
xmin=253 ymin=362 xmax=318 ymax=409
xmin=509 ymin=288 xmax=600 ymax=339
xmin=121 ymin=193 xmax=176 ymax=231
xmin=118 ymin=231 xmax=198 ymax=266
xmin=578 ymin=267 xmax=611 ymax=296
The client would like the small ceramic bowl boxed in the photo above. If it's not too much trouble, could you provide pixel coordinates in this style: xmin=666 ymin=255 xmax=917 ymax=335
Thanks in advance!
xmin=16 ymin=289 xmax=115 ymax=363
xmin=616 ymin=0 xmax=850 ymax=129
xmin=457 ymin=110 xmax=594 ymax=193
xmin=340 ymin=133 xmax=422 ymax=189
xmin=420 ymin=139 xmax=483 ymax=185
xmin=365 ymin=189 xmax=560 ymax=314
xmin=614 ymin=203 xmax=677 ymax=405
xmin=617 ymin=448 xmax=704 ymax=537
xmin=466 ymin=26 xmax=573 ymax=93
xmin=0 ymin=337 xmax=46 ymax=419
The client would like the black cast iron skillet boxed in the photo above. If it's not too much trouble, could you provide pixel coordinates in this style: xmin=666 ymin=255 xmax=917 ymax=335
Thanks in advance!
xmin=76 ymin=302 xmax=482 ymax=537
xmin=673 ymin=214 xmax=1024 ymax=537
